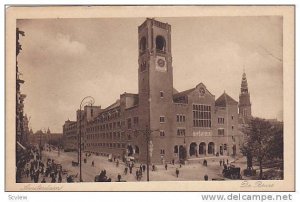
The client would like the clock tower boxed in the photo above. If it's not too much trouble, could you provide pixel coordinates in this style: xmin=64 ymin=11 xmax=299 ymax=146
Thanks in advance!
xmin=137 ymin=18 xmax=174 ymax=163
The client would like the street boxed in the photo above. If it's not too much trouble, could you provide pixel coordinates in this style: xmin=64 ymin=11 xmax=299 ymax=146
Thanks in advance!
xmin=22 ymin=148 xmax=249 ymax=182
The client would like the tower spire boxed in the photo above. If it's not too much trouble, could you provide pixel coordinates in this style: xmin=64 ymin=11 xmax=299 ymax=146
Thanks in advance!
xmin=238 ymin=69 xmax=252 ymax=121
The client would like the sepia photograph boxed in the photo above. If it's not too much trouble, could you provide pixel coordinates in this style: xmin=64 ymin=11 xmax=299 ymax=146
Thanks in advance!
xmin=5 ymin=5 xmax=295 ymax=191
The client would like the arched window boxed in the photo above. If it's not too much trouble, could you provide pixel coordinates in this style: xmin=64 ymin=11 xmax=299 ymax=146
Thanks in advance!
xmin=140 ymin=37 xmax=147 ymax=52
xmin=156 ymin=35 xmax=166 ymax=51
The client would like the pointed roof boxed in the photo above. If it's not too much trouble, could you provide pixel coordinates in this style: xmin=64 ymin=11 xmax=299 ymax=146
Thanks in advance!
xmin=215 ymin=92 xmax=238 ymax=107
xmin=241 ymin=71 xmax=249 ymax=94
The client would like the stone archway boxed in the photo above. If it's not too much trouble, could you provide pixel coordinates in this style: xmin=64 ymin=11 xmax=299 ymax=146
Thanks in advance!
xmin=179 ymin=145 xmax=187 ymax=160
xmin=127 ymin=145 xmax=134 ymax=156
xmin=208 ymin=142 xmax=215 ymax=155
xmin=189 ymin=142 xmax=198 ymax=157
xmin=199 ymin=142 xmax=206 ymax=155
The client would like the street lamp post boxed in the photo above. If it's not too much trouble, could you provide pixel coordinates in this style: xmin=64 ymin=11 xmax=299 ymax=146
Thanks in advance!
xmin=39 ymin=128 xmax=46 ymax=160
xmin=78 ymin=96 xmax=95 ymax=182
xmin=134 ymin=125 xmax=158 ymax=182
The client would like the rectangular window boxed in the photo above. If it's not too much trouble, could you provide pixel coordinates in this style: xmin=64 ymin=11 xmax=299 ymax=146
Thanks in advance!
xmin=193 ymin=104 xmax=211 ymax=128
xmin=127 ymin=118 xmax=132 ymax=129
xmin=160 ymin=149 xmax=165 ymax=155
xmin=177 ymin=128 xmax=186 ymax=136
xmin=232 ymin=115 xmax=234 ymax=120
xmin=218 ymin=128 xmax=225 ymax=136
xmin=218 ymin=117 xmax=225 ymax=124
xmin=176 ymin=114 xmax=186 ymax=122
xmin=160 ymin=130 xmax=165 ymax=136
xmin=232 ymin=125 xmax=234 ymax=130
xmin=160 ymin=116 xmax=165 ymax=123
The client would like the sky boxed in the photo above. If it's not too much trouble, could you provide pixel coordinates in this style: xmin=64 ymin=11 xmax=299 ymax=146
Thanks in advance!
xmin=17 ymin=17 xmax=283 ymax=133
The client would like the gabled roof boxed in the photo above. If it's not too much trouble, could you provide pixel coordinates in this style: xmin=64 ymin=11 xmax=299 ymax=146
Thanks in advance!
xmin=173 ymin=88 xmax=195 ymax=98
xmin=215 ymin=92 xmax=238 ymax=107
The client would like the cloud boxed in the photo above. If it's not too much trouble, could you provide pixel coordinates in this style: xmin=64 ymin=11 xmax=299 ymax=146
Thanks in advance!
xmin=51 ymin=33 xmax=87 ymax=56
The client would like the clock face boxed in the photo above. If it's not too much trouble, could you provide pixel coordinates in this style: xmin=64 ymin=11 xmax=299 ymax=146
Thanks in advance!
xmin=155 ymin=56 xmax=167 ymax=72
xmin=199 ymin=87 xmax=205 ymax=96
xmin=157 ymin=59 xmax=165 ymax=67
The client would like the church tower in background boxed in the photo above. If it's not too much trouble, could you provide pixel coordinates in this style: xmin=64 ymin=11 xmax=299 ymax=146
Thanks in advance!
xmin=238 ymin=71 xmax=252 ymax=121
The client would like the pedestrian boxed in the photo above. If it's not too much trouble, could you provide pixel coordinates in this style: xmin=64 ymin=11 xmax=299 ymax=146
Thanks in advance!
xmin=33 ymin=173 xmax=39 ymax=183
xmin=175 ymin=168 xmax=179 ymax=178
xmin=204 ymin=174 xmax=208 ymax=181
xmin=58 ymin=173 xmax=62 ymax=183
xmin=140 ymin=164 xmax=143 ymax=172
xmin=142 ymin=164 xmax=146 ymax=172
xmin=136 ymin=170 xmax=139 ymax=180
xmin=179 ymin=164 xmax=182 ymax=168
xmin=152 ymin=164 xmax=155 ymax=171
xmin=219 ymin=160 xmax=222 ymax=167
xmin=165 ymin=164 xmax=168 ymax=170
xmin=51 ymin=176 xmax=56 ymax=183
xmin=91 ymin=160 xmax=94 ymax=167
xmin=26 ymin=168 xmax=29 ymax=177
xmin=172 ymin=159 xmax=175 ymax=165
xmin=124 ymin=167 xmax=128 ymax=175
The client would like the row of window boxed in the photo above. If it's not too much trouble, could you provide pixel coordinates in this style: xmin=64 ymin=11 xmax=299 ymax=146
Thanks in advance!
xmin=87 ymin=121 xmax=124 ymax=133
xmin=86 ymin=142 xmax=126 ymax=148
xmin=193 ymin=120 xmax=212 ymax=128
xmin=86 ymin=131 xmax=124 ymax=140
xmin=64 ymin=124 xmax=77 ymax=131
xmin=193 ymin=104 xmax=211 ymax=111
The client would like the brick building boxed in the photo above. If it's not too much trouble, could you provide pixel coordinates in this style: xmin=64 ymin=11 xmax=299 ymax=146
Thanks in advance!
xmin=63 ymin=18 xmax=241 ymax=164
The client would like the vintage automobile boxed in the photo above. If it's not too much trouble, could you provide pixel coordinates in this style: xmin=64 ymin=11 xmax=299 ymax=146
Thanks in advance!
xmin=222 ymin=165 xmax=241 ymax=179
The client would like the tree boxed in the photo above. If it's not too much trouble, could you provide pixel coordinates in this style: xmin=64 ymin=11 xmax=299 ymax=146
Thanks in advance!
xmin=241 ymin=118 xmax=283 ymax=179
